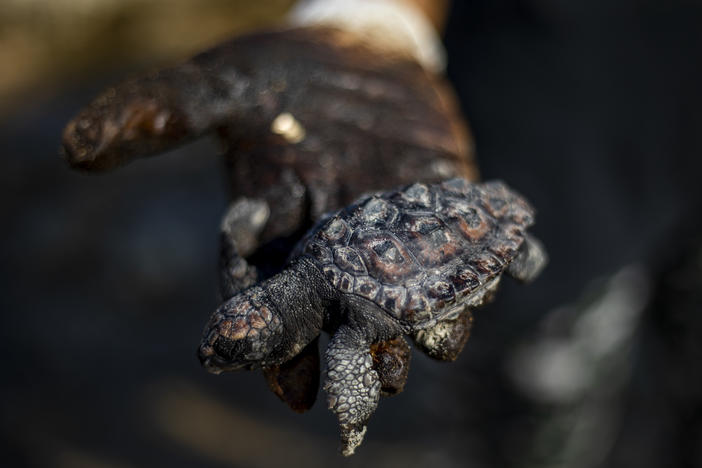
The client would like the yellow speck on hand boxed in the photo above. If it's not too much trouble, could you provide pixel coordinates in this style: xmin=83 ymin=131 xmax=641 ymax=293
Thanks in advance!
xmin=271 ymin=112 xmax=306 ymax=144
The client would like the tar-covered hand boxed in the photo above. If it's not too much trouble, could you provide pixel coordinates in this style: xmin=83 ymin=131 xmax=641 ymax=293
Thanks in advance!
xmin=62 ymin=3 xmax=477 ymax=456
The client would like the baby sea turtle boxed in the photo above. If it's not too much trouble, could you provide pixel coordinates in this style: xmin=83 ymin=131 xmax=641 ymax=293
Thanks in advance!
xmin=199 ymin=178 xmax=547 ymax=455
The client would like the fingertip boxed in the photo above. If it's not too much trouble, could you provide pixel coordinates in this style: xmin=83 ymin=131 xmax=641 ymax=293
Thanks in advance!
xmin=61 ymin=110 xmax=119 ymax=171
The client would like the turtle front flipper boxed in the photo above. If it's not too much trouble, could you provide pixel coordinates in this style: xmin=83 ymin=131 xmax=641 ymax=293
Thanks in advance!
xmin=324 ymin=325 xmax=382 ymax=456
xmin=219 ymin=197 xmax=269 ymax=300
xmin=413 ymin=308 xmax=474 ymax=361
xmin=263 ymin=337 xmax=320 ymax=413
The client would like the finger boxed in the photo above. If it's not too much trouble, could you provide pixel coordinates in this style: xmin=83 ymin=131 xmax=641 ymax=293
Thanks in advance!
xmin=262 ymin=337 xmax=320 ymax=413
xmin=62 ymin=45 xmax=252 ymax=171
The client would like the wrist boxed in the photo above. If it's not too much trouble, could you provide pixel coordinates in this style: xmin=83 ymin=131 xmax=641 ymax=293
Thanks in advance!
xmin=288 ymin=0 xmax=447 ymax=73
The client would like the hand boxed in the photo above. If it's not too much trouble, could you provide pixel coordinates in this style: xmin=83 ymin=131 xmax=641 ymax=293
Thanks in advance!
xmin=62 ymin=4 xmax=475 ymax=415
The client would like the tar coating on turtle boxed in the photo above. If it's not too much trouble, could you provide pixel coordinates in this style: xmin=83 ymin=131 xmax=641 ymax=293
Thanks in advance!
xmin=199 ymin=178 xmax=547 ymax=456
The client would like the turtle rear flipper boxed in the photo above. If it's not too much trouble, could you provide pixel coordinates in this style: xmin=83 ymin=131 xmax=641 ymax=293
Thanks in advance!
xmin=506 ymin=234 xmax=548 ymax=283
xmin=413 ymin=308 xmax=474 ymax=361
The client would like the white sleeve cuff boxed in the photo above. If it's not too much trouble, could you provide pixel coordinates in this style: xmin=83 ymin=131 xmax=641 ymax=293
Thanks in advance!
xmin=288 ymin=0 xmax=447 ymax=73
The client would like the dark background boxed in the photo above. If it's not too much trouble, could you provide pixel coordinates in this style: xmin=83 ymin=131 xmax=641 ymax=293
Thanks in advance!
xmin=2 ymin=1 xmax=701 ymax=467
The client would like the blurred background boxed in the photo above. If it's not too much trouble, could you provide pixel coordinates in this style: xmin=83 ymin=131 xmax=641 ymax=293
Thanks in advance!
xmin=2 ymin=1 xmax=701 ymax=467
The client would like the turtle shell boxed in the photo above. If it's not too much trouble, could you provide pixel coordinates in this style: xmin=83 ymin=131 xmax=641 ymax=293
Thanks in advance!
xmin=295 ymin=178 xmax=535 ymax=326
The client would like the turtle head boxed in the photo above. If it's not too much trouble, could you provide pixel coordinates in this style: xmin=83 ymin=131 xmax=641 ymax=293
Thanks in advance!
xmin=198 ymin=289 xmax=283 ymax=374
